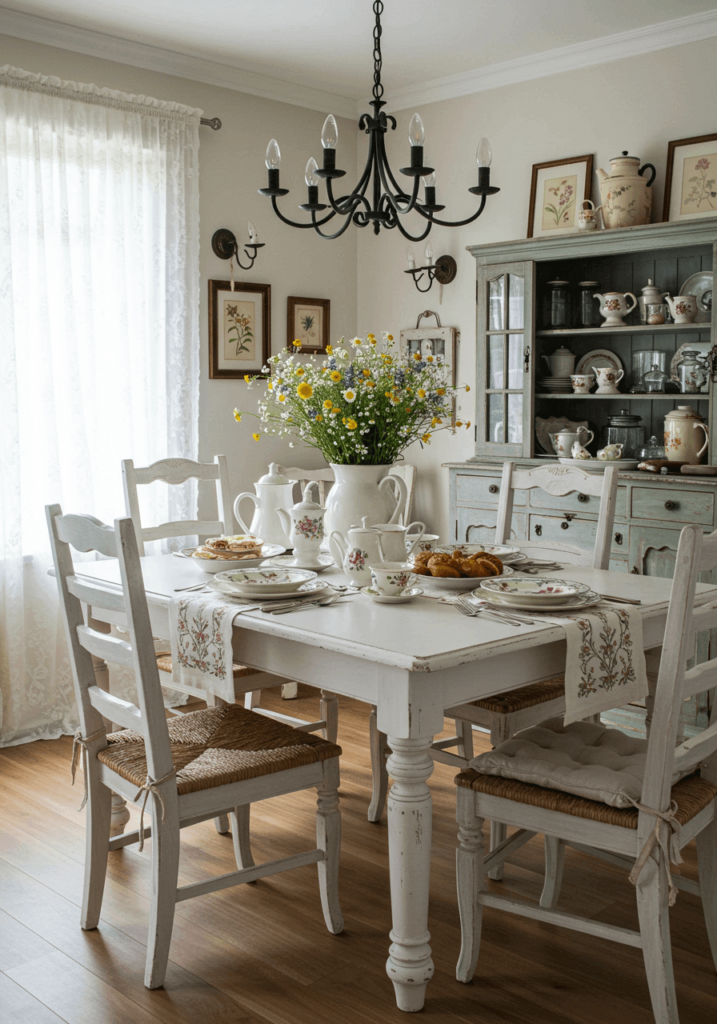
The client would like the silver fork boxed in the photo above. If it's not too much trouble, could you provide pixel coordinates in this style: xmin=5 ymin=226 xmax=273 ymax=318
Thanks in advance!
xmin=455 ymin=595 xmax=531 ymax=627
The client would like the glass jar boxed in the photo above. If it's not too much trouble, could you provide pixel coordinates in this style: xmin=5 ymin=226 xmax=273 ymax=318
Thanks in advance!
xmin=576 ymin=281 xmax=601 ymax=327
xmin=601 ymin=409 xmax=645 ymax=459
xmin=544 ymin=280 xmax=570 ymax=329
xmin=637 ymin=435 xmax=666 ymax=460
xmin=631 ymin=349 xmax=665 ymax=391
xmin=679 ymin=349 xmax=707 ymax=393
xmin=644 ymin=364 xmax=669 ymax=393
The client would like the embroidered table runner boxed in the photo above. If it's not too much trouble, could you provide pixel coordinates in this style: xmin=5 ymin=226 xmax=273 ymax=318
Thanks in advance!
xmin=169 ymin=592 xmax=246 ymax=702
xmin=543 ymin=603 xmax=648 ymax=725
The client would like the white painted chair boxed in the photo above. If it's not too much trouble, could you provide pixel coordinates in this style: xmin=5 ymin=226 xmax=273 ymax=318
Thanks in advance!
xmin=284 ymin=465 xmax=336 ymax=506
xmin=46 ymin=505 xmax=343 ymax=990
xmin=368 ymin=463 xmax=620 ymax=865
xmin=387 ymin=463 xmax=417 ymax=526
xmin=455 ymin=520 xmax=717 ymax=1024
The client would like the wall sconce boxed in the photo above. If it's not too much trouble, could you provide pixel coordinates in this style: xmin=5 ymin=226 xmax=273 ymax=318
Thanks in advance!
xmin=404 ymin=242 xmax=457 ymax=294
xmin=211 ymin=222 xmax=265 ymax=271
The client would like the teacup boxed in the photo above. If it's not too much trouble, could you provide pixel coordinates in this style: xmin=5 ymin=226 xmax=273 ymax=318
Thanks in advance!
xmin=407 ymin=533 xmax=440 ymax=553
xmin=571 ymin=442 xmax=592 ymax=460
xmin=553 ymin=427 xmax=594 ymax=456
xmin=570 ymin=373 xmax=595 ymax=394
xmin=593 ymin=366 xmax=624 ymax=394
xmin=369 ymin=562 xmax=416 ymax=596
xmin=597 ymin=443 xmax=624 ymax=461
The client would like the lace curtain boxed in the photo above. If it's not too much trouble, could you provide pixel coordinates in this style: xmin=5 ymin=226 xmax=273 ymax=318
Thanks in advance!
xmin=0 ymin=66 xmax=201 ymax=746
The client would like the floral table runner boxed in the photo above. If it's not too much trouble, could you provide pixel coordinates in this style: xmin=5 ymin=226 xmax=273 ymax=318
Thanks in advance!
xmin=169 ymin=592 xmax=245 ymax=702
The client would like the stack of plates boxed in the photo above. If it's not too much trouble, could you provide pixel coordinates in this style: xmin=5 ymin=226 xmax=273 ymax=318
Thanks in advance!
xmin=210 ymin=566 xmax=328 ymax=601
xmin=538 ymin=376 xmax=573 ymax=393
xmin=477 ymin=577 xmax=600 ymax=612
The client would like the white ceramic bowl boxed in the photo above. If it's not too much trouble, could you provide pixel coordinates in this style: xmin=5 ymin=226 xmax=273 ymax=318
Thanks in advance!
xmin=214 ymin=566 xmax=317 ymax=595
xmin=419 ymin=565 xmax=515 ymax=591
xmin=187 ymin=543 xmax=286 ymax=573
xmin=478 ymin=577 xmax=589 ymax=606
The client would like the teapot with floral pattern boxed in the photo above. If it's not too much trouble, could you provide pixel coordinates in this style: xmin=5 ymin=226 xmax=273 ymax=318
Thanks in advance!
xmin=276 ymin=482 xmax=326 ymax=568
xmin=328 ymin=517 xmax=386 ymax=585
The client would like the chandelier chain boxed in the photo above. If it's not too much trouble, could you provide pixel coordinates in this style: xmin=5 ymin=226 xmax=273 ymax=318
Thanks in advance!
xmin=372 ymin=0 xmax=384 ymax=103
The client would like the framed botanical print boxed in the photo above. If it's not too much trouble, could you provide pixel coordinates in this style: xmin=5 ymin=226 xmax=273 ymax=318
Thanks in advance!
xmin=527 ymin=154 xmax=593 ymax=238
xmin=208 ymin=280 xmax=271 ymax=379
xmin=663 ymin=134 xmax=717 ymax=222
xmin=287 ymin=296 xmax=330 ymax=353
xmin=399 ymin=322 xmax=459 ymax=424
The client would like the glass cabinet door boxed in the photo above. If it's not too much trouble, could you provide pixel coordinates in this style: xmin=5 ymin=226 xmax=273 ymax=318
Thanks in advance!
xmin=476 ymin=260 xmax=534 ymax=458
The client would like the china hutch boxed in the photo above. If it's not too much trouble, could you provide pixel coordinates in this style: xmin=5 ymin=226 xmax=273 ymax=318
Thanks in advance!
xmin=447 ymin=217 xmax=716 ymax=733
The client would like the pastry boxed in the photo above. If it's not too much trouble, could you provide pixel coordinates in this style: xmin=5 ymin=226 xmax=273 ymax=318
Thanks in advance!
xmin=430 ymin=564 xmax=461 ymax=578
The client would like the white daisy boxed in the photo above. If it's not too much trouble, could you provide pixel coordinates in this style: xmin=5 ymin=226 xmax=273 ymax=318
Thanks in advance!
xmin=342 ymin=389 xmax=357 ymax=402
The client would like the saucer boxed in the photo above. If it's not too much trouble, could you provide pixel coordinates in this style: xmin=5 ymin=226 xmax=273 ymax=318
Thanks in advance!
xmin=360 ymin=586 xmax=423 ymax=604
xmin=265 ymin=553 xmax=335 ymax=572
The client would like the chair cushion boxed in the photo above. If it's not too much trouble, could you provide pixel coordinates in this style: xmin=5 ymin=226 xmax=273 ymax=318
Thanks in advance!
xmin=469 ymin=676 xmax=565 ymax=714
xmin=155 ymin=653 xmax=258 ymax=679
xmin=97 ymin=704 xmax=341 ymax=795
xmin=468 ymin=717 xmax=689 ymax=808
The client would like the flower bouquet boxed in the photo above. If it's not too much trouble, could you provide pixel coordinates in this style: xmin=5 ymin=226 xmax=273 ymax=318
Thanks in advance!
xmin=233 ymin=332 xmax=470 ymax=465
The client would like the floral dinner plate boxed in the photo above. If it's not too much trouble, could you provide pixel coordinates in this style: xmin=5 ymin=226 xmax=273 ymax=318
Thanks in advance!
xmin=207 ymin=578 xmax=328 ymax=601
xmin=478 ymin=576 xmax=588 ymax=606
xmin=214 ymin=566 xmax=318 ymax=595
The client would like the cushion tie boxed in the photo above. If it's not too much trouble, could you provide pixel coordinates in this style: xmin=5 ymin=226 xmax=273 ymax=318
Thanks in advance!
xmin=134 ymin=770 xmax=176 ymax=851
xmin=70 ymin=727 xmax=106 ymax=811
xmin=628 ymin=799 xmax=684 ymax=906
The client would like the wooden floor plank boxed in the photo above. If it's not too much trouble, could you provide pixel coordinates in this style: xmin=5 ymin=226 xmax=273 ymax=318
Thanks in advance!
xmin=0 ymin=972 xmax=68 ymax=1024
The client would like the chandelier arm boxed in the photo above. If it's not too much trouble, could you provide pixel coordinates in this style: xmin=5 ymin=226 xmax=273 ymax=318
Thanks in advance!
xmin=415 ymin=193 xmax=488 ymax=228
xmin=376 ymin=133 xmax=420 ymax=215
xmin=269 ymin=197 xmax=338 ymax=230
xmin=325 ymin=163 xmax=372 ymax=216
xmin=390 ymin=212 xmax=433 ymax=243
xmin=310 ymin=208 xmax=360 ymax=240
xmin=378 ymin=133 xmax=413 ymax=201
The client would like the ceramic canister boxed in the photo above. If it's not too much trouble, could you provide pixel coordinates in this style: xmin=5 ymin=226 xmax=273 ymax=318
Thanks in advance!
xmin=664 ymin=405 xmax=709 ymax=464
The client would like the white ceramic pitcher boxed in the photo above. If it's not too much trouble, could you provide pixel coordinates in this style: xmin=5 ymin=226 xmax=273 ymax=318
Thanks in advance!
xmin=324 ymin=464 xmax=407 ymax=542
xmin=234 ymin=463 xmax=295 ymax=547
xmin=275 ymin=482 xmax=326 ymax=568
xmin=328 ymin=517 xmax=386 ymax=586
xmin=372 ymin=522 xmax=426 ymax=561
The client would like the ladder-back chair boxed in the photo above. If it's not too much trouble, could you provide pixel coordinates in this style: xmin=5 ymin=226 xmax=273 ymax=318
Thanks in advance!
xmin=455 ymin=521 xmax=717 ymax=1024
xmin=46 ymin=506 xmax=343 ymax=990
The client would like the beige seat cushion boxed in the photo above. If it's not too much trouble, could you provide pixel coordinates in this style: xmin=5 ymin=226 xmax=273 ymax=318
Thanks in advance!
xmin=469 ymin=717 xmax=690 ymax=808
xmin=98 ymin=704 xmax=341 ymax=795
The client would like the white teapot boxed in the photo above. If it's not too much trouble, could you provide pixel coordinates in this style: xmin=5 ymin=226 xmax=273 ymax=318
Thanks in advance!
xmin=328 ymin=517 xmax=386 ymax=585
xmin=234 ymin=463 xmax=295 ymax=547
xmin=276 ymin=482 xmax=326 ymax=568
xmin=542 ymin=346 xmax=576 ymax=377
xmin=372 ymin=521 xmax=426 ymax=561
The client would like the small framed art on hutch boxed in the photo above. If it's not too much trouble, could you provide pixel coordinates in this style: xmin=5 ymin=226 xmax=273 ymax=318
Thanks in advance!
xmin=527 ymin=154 xmax=593 ymax=238
xmin=399 ymin=310 xmax=458 ymax=424
xmin=208 ymin=280 xmax=271 ymax=379
xmin=663 ymin=133 xmax=717 ymax=222
xmin=287 ymin=296 xmax=330 ymax=353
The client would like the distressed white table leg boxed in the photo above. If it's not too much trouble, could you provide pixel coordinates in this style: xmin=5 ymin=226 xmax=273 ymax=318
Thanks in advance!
xmin=87 ymin=616 xmax=130 ymax=837
xmin=385 ymin=735 xmax=435 ymax=1012
xmin=320 ymin=690 xmax=339 ymax=743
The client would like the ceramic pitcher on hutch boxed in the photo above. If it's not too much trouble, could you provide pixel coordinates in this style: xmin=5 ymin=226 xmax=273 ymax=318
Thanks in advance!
xmin=275 ymin=482 xmax=326 ymax=567
xmin=664 ymin=406 xmax=709 ymax=465
xmin=328 ymin=517 xmax=386 ymax=585
xmin=597 ymin=151 xmax=656 ymax=229
xmin=234 ymin=463 xmax=295 ymax=547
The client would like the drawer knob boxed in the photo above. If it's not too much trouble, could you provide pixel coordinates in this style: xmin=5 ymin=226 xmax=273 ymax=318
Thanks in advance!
xmin=488 ymin=484 xmax=499 ymax=494
xmin=577 ymin=493 xmax=588 ymax=503
xmin=561 ymin=521 xmax=570 ymax=530
xmin=614 ymin=532 xmax=623 ymax=545
xmin=664 ymin=500 xmax=678 ymax=511
xmin=535 ymin=524 xmax=542 ymax=537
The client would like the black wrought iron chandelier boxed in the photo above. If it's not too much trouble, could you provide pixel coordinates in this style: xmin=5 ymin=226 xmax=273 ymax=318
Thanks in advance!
xmin=258 ymin=0 xmax=499 ymax=241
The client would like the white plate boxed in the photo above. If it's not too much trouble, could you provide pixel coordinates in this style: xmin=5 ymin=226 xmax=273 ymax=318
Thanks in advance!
xmin=535 ymin=415 xmax=590 ymax=455
xmin=207 ymin=578 xmax=328 ymax=601
xmin=184 ymin=543 xmax=286 ymax=573
xmin=214 ymin=566 xmax=317 ymax=595
xmin=477 ymin=588 xmax=601 ymax=613
xmin=420 ymin=565 xmax=515 ymax=592
xmin=679 ymin=271 xmax=713 ymax=323
xmin=265 ymin=553 xmax=335 ymax=572
xmin=360 ymin=586 xmax=424 ymax=604
xmin=478 ymin=577 xmax=588 ymax=606
xmin=435 ymin=543 xmax=521 ymax=560
xmin=575 ymin=350 xmax=624 ymax=376
xmin=557 ymin=457 xmax=640 ymax=471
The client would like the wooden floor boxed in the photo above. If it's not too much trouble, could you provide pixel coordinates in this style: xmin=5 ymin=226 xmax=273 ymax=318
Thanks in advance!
xmin=0 ymin=688 xmax=715 ymax=1024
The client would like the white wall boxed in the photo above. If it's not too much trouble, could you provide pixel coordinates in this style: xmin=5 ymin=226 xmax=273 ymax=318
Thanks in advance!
xmin=357 ymin=36 xmax=717 ymax=538
xmin=0 ymin=33 xmax=358 ymax=523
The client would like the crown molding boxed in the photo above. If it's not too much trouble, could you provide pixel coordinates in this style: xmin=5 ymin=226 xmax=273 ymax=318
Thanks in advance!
xmin=0 ymin=5 xmax=357 ymax=119
xmin=381 ymin=9 xmax=717 ymax=114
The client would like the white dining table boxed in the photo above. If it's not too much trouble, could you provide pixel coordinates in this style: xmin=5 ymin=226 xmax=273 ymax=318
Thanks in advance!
xmin=73 ymin=554 xmax=717 ymax=1012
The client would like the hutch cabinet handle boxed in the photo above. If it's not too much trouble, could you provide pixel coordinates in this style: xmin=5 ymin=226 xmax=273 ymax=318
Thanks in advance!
xmin=630 ymin=566 xmax=640 ymax=574
xmin=577 ymin=493 xmax=588 ymax=503
xmin=534 ymin=524 xmax=542 ymax=537
xmin=488 ymin=484 xmax=499 ymax=494
xmin=664 ymin=500 xmax=678 ymax=511
xmin=614 ymin=532 xmax=623 ymax=545
xmin=561 ymin=521 xmax=570 ymax=530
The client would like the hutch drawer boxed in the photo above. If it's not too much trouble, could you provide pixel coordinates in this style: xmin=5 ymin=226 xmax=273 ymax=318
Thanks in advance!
xmin=455 ymin=473 xmax=526 ymax=508
xmin=631 ymin=486 xmax=714 ymax=526
xmin=456 ymin=506 xmax=527 ymax=545
xmin=529 ymin=485 xmax=627 ymax=518
xmin=529 ymin=513 xmax=627 ymax=557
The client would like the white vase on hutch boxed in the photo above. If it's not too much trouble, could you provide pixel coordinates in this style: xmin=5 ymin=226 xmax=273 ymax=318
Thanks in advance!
xmin=324 ymin=463 xmax=407 ymax=544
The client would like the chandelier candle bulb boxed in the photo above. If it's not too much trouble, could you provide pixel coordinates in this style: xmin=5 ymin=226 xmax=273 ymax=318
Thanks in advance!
xmin=476 ymin=136 xmax=492 ymax=188
xmin=321 ymin=114 xmax=338 ymax=149
xmin=406 ymin=246 xmax=416 ymax=268
xmin=424 ymin=241 xmax=434 ymax=266
xmin=305 ymin=157 xmax=319 ymax=187
xmin=265 ymin=139 xmax=281 ymax=169
xmin=408 ymin=113 xmax=425 ymax=146
xmin=247 ymin=220 xmax=258 ymax=243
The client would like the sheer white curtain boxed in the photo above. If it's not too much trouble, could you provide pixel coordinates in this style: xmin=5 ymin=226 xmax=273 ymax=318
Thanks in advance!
xmin=0 ymin=66 xmax=201 ymax=745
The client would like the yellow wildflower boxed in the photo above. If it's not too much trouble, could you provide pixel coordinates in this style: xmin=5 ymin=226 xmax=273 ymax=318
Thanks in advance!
xmin=466 ymin=421 xmax=472 ymax=428
xmin=417 ymin=388 xmax=426 ymax=399
xmin=326 ymin=344 xmax=333 ymax=355
xmin=421 ymin=433 xmax=431 ymax=444
xmin=426 ymin=355 xmax=434 ymax=363
xmin=391 ymin=395 xmax=400 ymax=405
xmin=431 ymin=417 xmax=443 ymax=427
xmin=292 ymin=339 xmax=302 ymax=348
xmin=330 ymin=370 xmax=342 ymax=382
xmin=413 ymin=352 xmax=421 ymax=361
xmin=244 ymin=374 xmax=251 ymax=383
xmin=456 ymin=420 xmax=463 ymax=427
xmin=267 ymin=382 xmax=273 ymax=390
xmin=233 ymin=409 xmax=242 ymax=422
xmin=384 ymin=391 xmax=392 ymax=399
xmin=252 ymin=432 xmax=261 ymax=441
xmin=436 ymin=387 xmax=446 ymax=396
xmin=315 ymin=414 xmax=323 ymax=422
xmin=466 ymin=385 xmax=471 ymax=392
xmin=369 ymin=336 xmax=377 ymax=345
xmin=278 ymin=394 xmax=286 ymax=403
xmin=365 ymin=380 xmax=375 ymax=388
xmin=296 ymin=367 xmax=305 ymax=376
xmin=323 ymin=399 xmax=333 ymax=410
xmin=367 ymin=333 xmax=375 ymax=339
xmin=363 ymin=368 xmax=371 ymax=377
xmin=276 ymin=378 xmax=283 ymax=385
xmin=331 ymin=407 xmax=340 ymax=415
xmin=387 ymin=334 xmax=394 ymax=341
xmin=346 ymin=419 xmax=357 ymax=430
xmin=297 ymin=382 xmax=313 ymax=400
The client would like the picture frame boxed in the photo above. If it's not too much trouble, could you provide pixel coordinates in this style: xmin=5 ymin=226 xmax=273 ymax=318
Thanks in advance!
xmin=663 ymin=133 xmax=717 ymax=222
xmin=527 ymin=154 xmax=593 ymax=238
xmin=208 ymin=280 xmax=271 ymax=379
xmin=287 ymin=296 xmax=330 ymax=353
xmin=399 ymin=324 xmax=459 ymax=424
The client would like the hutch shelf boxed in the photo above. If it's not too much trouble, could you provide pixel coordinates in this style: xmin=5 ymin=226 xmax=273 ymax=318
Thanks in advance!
xmin=447 ymin=217 xmax=717 ymax=734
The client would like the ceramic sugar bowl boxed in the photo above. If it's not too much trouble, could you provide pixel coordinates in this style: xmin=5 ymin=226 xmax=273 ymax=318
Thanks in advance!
xmin=664 ymin=406 xmax=709 ymax=465
xmin=275 ymin=482 xmax=326 ymax=568
xmin=597 ymin=443 xmax=624 ymax=461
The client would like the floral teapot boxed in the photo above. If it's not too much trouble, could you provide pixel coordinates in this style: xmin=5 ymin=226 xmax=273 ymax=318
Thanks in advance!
xmin=328 ymin=517 xmax=386 ymax=585
xmin=597 ymin=151 xmax=656 ymax=229
xmin=276 ymin=482 xmax=325 ymax=568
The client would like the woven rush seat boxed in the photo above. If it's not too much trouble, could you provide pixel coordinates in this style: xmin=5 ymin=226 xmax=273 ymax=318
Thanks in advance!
xmin=455 ymin=769 xmax=717 ymax=830
xmin=469 ymin=675 xmax=565 ymax=714
xmin=98 ymin=704 xmax=342 ymax=795
xmin=155 ymin=652 xmax=258 ymax=679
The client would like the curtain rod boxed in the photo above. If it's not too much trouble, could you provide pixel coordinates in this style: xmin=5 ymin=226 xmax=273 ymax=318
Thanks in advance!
xmin=200 ymin=117 xmax=222 ymax=130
